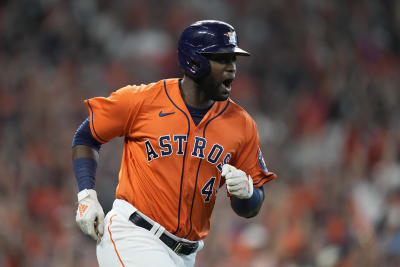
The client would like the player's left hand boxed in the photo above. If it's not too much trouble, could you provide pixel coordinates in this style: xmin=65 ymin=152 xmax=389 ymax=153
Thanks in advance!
xmin=222 ymin=164 xmax=253 ymax=199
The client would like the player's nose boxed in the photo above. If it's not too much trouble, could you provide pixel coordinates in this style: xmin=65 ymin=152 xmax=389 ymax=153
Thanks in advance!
xmin=225 ymin=61 xmax=236 ymax=76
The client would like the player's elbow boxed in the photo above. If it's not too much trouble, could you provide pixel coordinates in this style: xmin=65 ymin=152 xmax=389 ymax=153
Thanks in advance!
xmin=230 ymin=187 xmax=265 ymax=218
xmin=231 ymin=203 xmax=260 ymax=218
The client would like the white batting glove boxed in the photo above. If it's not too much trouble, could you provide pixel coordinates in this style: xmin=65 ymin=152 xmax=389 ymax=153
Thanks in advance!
xmin=76 ymin=189 xmax=105 ymax=242
xmin=222 ymin=164 xmax=254 ymax=199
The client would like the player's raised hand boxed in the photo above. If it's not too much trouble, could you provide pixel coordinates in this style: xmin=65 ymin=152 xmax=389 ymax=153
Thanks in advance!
xmin=221 ymin=164 xmax=253 ymax=199
xmin=76 ymin=189 xmax=105 ymax=242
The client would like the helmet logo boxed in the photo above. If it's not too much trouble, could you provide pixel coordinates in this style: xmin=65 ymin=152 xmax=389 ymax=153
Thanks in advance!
xmin=224 ymin=29 xmax=237 ymax=46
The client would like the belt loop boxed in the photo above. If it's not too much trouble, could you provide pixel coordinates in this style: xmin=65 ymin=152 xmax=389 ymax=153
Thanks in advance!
xmin=155 ymin=225 xmax=165 ymax=239
xmin=149 ymin=221 xmax=161 ymax=236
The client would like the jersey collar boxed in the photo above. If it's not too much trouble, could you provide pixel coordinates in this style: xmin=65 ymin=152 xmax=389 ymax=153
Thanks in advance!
xmin=163 ymin=78 xmax=230 ymax=129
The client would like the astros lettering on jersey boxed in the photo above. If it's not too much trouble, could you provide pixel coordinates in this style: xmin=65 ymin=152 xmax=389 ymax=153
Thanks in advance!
xmin=85 ymin=78 xmax=276 ymax=241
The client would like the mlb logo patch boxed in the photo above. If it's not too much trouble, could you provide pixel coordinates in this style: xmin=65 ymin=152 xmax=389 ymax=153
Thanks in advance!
xmin=224 ymin=30 xmax=237 ymax=46
xmin=257 ymin=148 xmax=269 ymax=173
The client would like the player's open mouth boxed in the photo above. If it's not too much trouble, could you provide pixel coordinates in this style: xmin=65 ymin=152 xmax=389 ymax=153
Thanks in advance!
xmin=222 ymin=79 xmax=234 ymax=89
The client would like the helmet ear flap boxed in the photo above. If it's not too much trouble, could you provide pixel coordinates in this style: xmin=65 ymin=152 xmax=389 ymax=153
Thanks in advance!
xmin=178 ymin=42 xmax=210 ymax=80
xmin=190 ymin=57 xmax=200 ymax=70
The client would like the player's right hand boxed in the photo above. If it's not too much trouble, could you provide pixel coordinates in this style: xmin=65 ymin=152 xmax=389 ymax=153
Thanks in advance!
xmin=75 ymin=189 xmax=105 ymax=242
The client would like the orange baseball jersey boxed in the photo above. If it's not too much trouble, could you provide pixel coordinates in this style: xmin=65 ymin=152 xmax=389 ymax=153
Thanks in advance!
xmin=85 ymin=78 xmax=277 ymax=241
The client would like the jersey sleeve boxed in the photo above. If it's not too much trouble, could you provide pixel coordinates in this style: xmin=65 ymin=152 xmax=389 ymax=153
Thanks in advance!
xmin=84 ymin=85 xmax=143 ymax=143
xmin=233 ymin=118 xmax=277 ymax=188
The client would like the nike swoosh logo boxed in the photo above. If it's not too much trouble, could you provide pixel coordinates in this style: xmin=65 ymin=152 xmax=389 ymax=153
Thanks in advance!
xmin=159 ymin=111 xmax=175 ymax=117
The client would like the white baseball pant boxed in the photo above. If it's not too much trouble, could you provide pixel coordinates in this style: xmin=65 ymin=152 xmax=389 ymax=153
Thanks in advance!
xmin=96 ymin=199 xmax=204 ymax=267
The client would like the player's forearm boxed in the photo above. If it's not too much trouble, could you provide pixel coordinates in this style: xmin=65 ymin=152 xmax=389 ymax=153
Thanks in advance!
xmin=230 ymin=187 xmax=265 ymax=218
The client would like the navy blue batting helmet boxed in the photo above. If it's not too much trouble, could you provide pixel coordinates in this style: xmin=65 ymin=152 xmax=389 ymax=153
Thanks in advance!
xmin=178 ymin=20 xmax=250 ymax=80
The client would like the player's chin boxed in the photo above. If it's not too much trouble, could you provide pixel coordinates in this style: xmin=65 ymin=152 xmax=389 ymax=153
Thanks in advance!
xmin=213 ymin=92 xmax=230 ymax=101
xmin=207 ymin=82 xmax=231 ymax=101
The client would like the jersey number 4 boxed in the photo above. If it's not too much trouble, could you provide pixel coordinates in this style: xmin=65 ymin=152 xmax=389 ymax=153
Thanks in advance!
xmin=201 ymin=177 xmax=216 ymax=203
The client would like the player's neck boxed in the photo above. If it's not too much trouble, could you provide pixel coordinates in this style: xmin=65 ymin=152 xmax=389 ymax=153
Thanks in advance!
xmin=179 ymin=77 xmax=214 ymax=109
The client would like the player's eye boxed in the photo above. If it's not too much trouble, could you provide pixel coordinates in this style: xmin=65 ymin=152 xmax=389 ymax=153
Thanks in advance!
xmin=205 ymin=54 xmax=236 ymax=64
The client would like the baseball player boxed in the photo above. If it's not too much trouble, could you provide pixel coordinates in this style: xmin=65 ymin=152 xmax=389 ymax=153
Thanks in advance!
xmin=72 ymin=20 xmax=276 ymax=267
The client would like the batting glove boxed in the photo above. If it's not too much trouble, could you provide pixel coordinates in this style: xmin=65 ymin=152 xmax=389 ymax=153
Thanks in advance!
xmin=222 ymin=164 xmax=254 ymax=199
xmin=76 ymin=189 xmax=105 ymax=242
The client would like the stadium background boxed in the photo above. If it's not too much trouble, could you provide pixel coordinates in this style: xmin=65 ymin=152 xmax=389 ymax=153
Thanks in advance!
xmin=1 ymin=0 xmax=400 ymax=266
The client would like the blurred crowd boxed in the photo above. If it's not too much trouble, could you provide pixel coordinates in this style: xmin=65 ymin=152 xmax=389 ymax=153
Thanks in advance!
xmin=1 ymin=0 xmax=400 ymax=266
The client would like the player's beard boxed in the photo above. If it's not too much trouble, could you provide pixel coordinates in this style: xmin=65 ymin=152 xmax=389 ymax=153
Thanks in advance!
xmin=197 ymin=75 xmax=230 ymax=101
